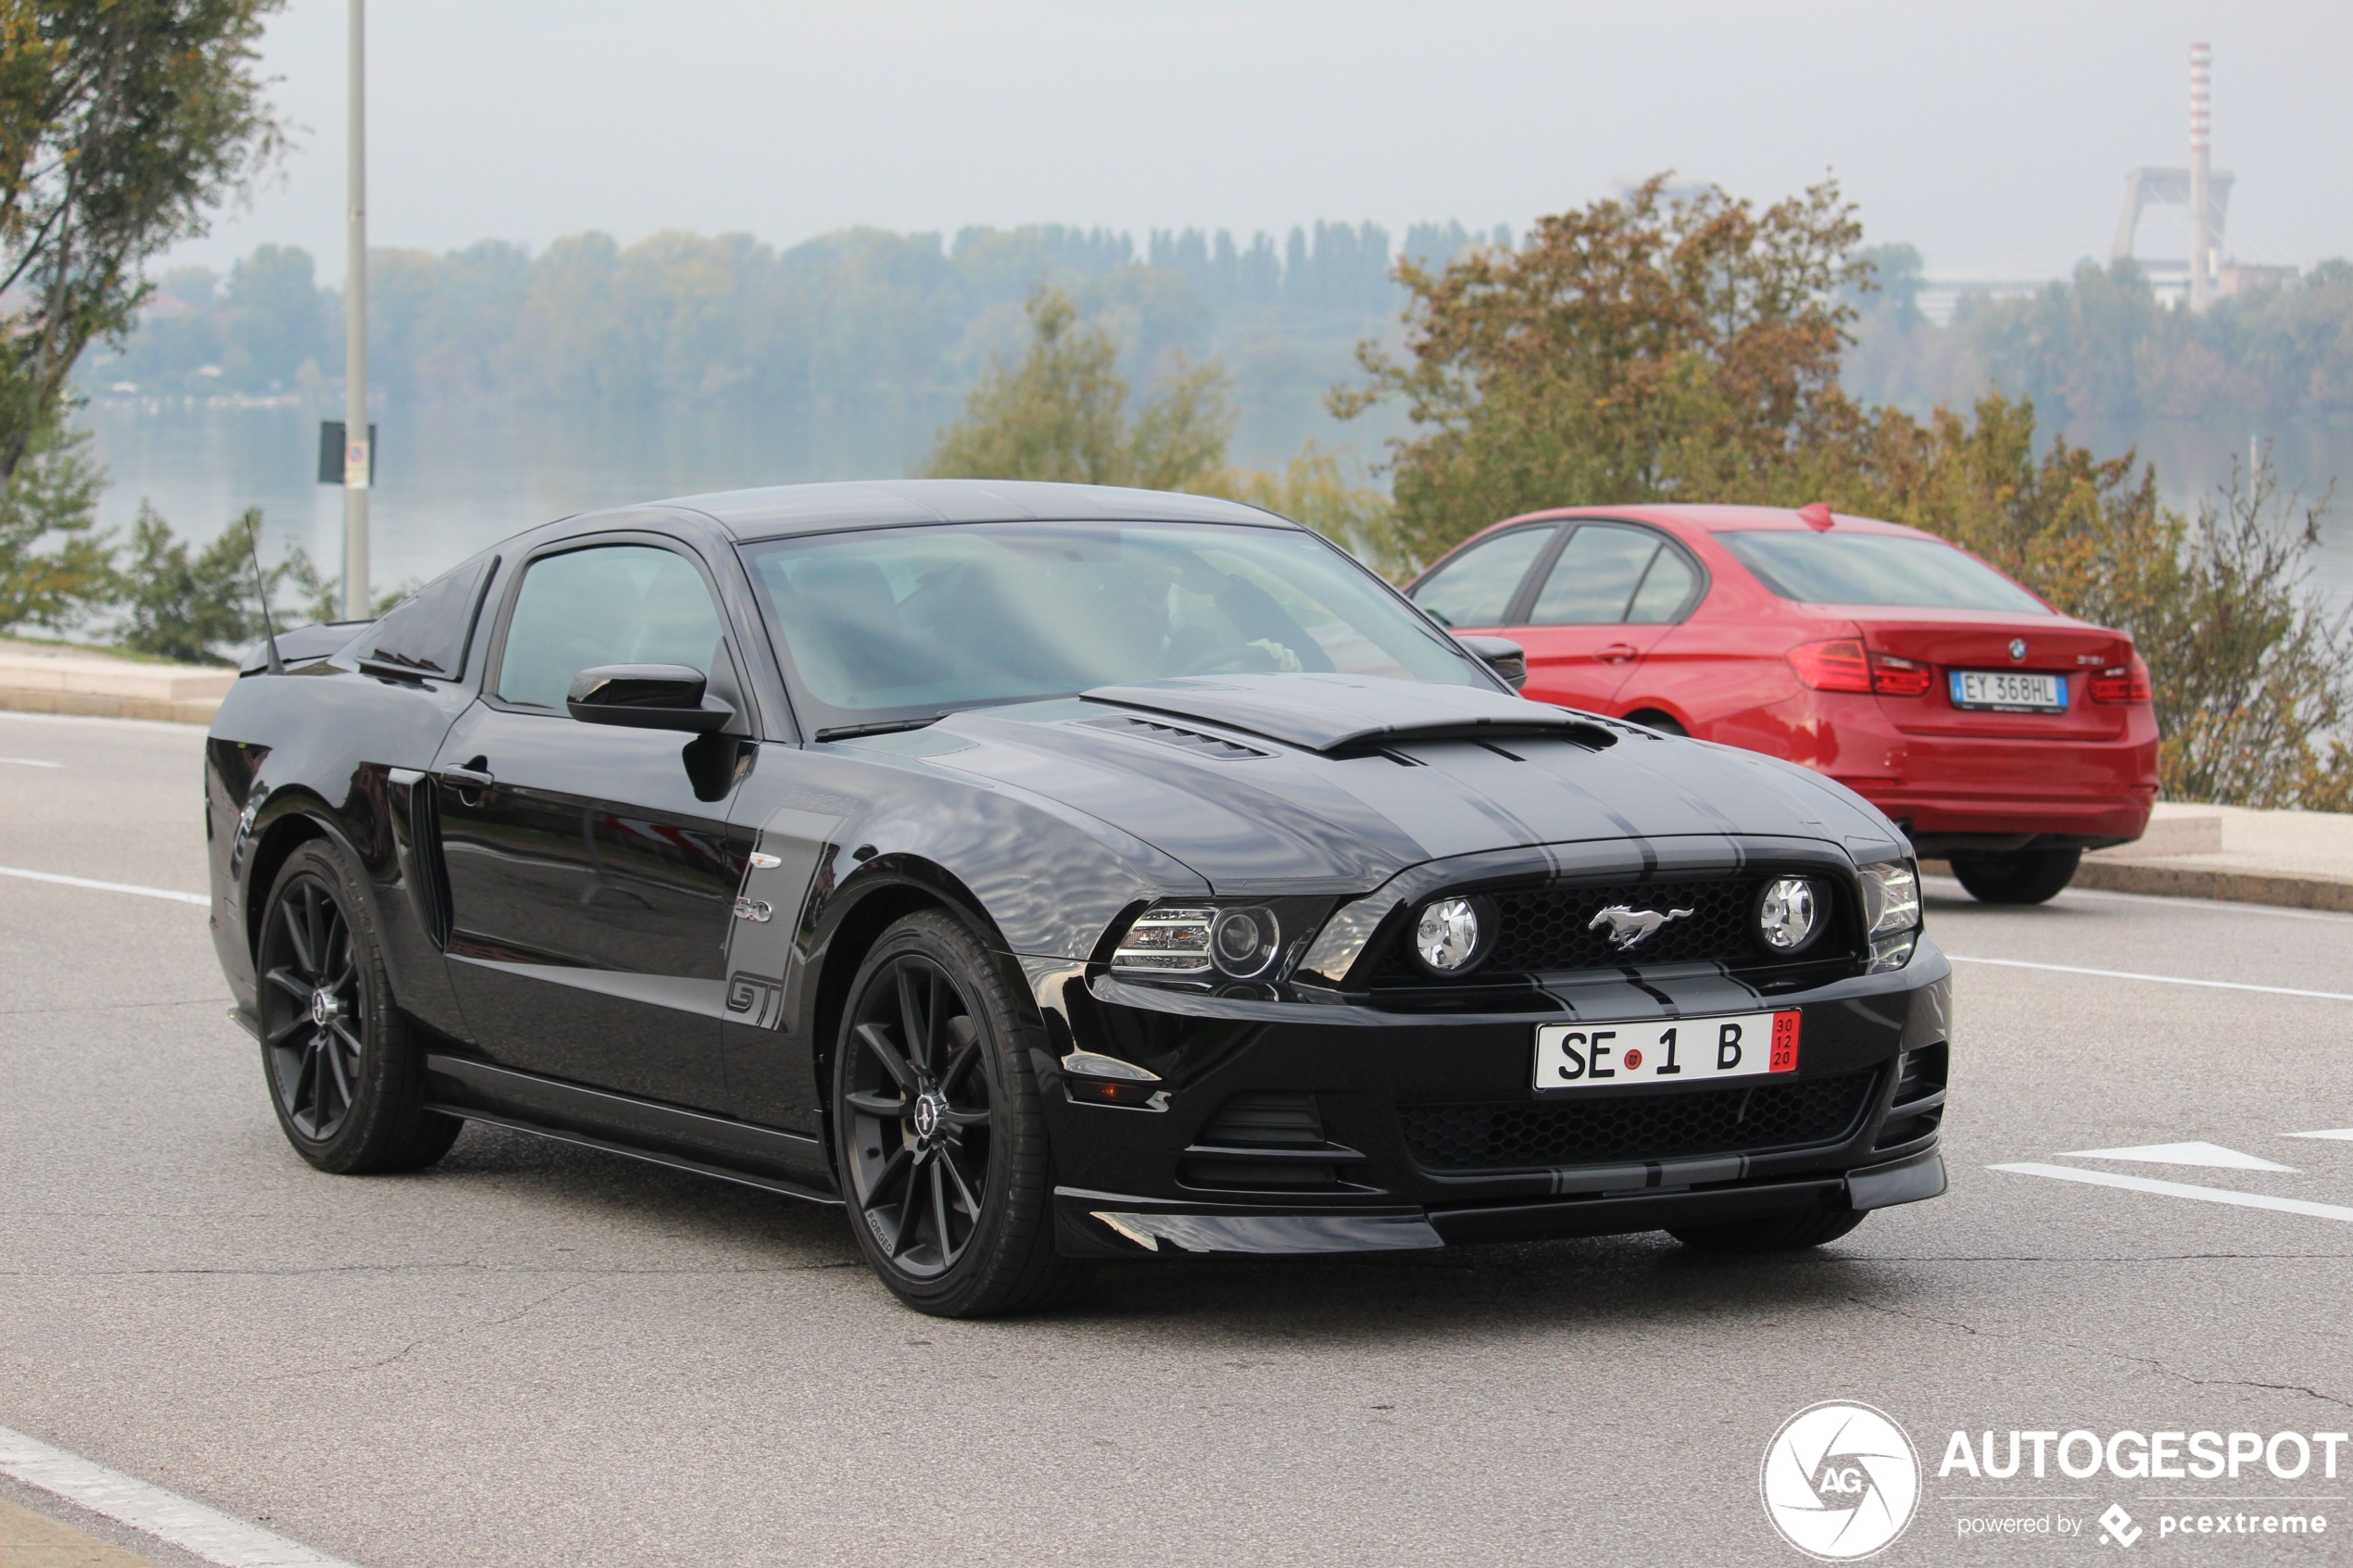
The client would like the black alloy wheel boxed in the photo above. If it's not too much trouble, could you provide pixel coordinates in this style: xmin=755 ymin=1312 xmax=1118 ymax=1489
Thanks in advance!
xmin=833 ymin=911 xmax=1089 ymax=1316
xmin=260 ymin=871 xmax=364 ymax=1141
xmin=843 ymin=951 xmax=993 ymax=1276
xmin=255 ymin=841 xmax=459 ymax=1173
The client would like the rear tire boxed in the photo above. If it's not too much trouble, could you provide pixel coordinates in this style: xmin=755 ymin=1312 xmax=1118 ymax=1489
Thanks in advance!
xmin=831 ymin=910 xmax=1093 ymax=1317
xmin=255 ymin=840 xmax=461 ymax=1174
xmin=1669 ymin=1208 xmax=1867 ymax=1254
xmin=1948 ymin=847 xmax=2081 ymax=905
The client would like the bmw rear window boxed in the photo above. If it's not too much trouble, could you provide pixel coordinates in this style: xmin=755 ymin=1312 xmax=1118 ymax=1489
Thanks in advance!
xmin=1718 ymin=532 xmax=2049 ymax=613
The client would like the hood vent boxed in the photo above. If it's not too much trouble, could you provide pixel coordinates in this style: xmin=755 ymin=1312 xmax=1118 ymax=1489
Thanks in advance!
xmin=1082 ymin=673 xmax=1617 ymax=756
xmin=1079 ymin=713 xmax=1270 ymax=760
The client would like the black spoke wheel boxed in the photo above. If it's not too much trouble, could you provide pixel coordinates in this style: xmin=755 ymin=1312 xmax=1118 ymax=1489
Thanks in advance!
xmin=842 ymin=952 xmax=994 ymax=1277
xmin=259 ymin=873 xmax=364 ymax=1140
xmin=255 ymin=840 xmax=460 ymax=1173
xmin=832 ymin=910 xmax=1091 ymax=1316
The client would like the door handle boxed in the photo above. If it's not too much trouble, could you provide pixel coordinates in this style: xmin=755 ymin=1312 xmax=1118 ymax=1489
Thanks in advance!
xmin=437 ymin=760 xmax=495 ymax=803
xmin=1599 ymin=643 xmax=1642 ymax=664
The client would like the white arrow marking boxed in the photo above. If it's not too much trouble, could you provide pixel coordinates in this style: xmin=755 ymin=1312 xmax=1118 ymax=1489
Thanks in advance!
xmin=1992 ymin=1163 xmax=2353 ymax=1225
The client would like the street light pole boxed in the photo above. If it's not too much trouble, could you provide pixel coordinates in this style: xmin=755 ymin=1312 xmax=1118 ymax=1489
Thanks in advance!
xmin=341 ymin=0 xmax=370 ymax=620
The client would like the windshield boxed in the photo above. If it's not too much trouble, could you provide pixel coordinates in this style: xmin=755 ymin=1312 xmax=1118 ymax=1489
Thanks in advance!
xmin=1718 ymin=530 xmax=2051 ymax=614
xmin=741 ymin=521 xmax=1486 ymax=727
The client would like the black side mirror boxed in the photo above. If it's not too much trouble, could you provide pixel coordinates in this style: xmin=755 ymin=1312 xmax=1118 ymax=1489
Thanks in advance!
xmin=566 ymin=664 xmax=734 ymax=733
xmin=1453 ymin=634 xmax=1528 ymax=691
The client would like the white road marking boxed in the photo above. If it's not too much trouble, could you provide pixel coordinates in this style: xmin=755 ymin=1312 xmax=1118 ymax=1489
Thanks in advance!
xmin=2057 ymin=1141 xmax=2298 ymax=1173
xmin=1991 ymin=1162 xmax=2353 ymax=1224
xmin=0 ymin=1424 xmax=363 ymax=1568
xmin=0 ymin=865 xmax=208 ymax=906
xmin=1945 ymin=954 xmax=2353 ymax=1002
xmin=0 ymin=755 xmax=61 ymax=767
xmin=2286 ymin=1129 xmax=2353 ymax=1141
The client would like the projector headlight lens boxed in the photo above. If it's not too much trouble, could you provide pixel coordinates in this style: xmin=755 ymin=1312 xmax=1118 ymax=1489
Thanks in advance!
xmin=1209 ymin=907 xmax=1280 ymax=978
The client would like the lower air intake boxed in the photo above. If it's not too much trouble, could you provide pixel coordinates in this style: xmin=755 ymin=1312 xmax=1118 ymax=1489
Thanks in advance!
xmin=1400 ymin=1070 xmax=1877 ymax=1173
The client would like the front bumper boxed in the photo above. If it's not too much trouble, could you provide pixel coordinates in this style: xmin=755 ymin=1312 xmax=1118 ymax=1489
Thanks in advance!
xmin=1033 ymin=939 xmax=1953 ymax=1258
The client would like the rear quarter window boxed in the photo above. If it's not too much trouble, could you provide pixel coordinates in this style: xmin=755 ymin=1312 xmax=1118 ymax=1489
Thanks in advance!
xmin=359 ymin=554 xmax=498 ymax=679
xmin=1718 ymin=531 xmax=2049 ymax=614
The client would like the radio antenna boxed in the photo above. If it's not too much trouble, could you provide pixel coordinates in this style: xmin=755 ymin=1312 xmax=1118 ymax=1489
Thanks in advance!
xmin=241 ymin=508 xmax=284 ymax=674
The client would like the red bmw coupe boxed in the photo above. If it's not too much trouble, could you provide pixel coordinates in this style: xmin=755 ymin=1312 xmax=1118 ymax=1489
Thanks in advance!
xmin=1406 ymin=503 xmax=2159 ymax=904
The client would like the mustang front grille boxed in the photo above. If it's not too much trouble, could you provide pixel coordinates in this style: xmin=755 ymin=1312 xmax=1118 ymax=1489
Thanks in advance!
xmin=1373 ymin=873 xmax=1860 ymax=979
xmin=1398 ymin=1069 xmax=1878 ymax=1173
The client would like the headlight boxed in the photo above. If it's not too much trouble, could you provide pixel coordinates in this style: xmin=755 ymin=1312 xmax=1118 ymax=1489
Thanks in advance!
xmin=1111 ymin=904 xmax=1282 ymax=979
xmin=1860 ymin=861 xmax=1921 ymax=937
xmin=1111 ymin=907 xmax=1214 ymax=974
xmin=1412 ymin=896 xmax=1491 ymax=974
xmin=1754 ymin=876 xmax=1824 ymax=954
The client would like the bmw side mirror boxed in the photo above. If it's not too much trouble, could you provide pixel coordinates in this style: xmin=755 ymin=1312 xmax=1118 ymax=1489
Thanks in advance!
xmin=1453 ymin=634 xmax=1528 ymax=691
xmin=565 ymin=664 xmax=734 ymax=733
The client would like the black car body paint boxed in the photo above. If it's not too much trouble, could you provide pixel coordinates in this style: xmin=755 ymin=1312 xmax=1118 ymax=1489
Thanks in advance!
xmin=208 ymin=480 xmax=1949 ymax=1257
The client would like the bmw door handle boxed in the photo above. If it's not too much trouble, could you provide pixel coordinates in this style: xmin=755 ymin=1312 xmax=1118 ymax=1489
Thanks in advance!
xmin=1599 ymin=642 xmax=1642 ymax=665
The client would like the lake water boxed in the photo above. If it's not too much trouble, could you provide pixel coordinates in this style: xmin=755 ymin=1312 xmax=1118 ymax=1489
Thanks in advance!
xmin=76 ymin=399 xmax=2353 ymax=612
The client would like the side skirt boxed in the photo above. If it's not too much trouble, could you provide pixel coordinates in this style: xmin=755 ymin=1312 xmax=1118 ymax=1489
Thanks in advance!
xmin=422 ymin=1052 xmax=842 ymax=1208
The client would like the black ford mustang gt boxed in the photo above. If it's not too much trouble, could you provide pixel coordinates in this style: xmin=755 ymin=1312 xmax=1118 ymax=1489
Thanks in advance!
xmin=206 ymin=480 xmax=1949 ymax=1316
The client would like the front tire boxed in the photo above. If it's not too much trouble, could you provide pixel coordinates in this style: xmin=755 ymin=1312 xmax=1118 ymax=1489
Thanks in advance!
xmin=1948 ymin=847 xmax=2081 ymax=905
xmin=255 ymin=840 xmax=460 ymax=1173
xmin=1669 ymin=1208 xmax=1867 ymax=1253
xmin=831 ymin=910 xmax=1091 ymax=1317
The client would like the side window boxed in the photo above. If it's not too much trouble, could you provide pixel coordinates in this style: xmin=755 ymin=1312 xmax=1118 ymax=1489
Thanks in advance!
xmin=1408 ymin=526 xmax=1554 ymax=629
xmin=1626 ymin=545 xmax=1700 ymax=623
xmin=497 ymin=545 xmax=724 ymax=710
xmin=1529 ymin=524 xmax=1667 ymax=625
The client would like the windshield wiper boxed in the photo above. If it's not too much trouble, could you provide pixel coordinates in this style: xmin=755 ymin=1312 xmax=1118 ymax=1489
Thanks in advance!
xmin=813 ymin=714 xmax=948 ymax=743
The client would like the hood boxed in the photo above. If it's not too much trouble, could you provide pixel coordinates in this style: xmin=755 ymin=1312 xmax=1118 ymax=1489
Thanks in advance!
xmin=880 ymin=675 xmax=1899 ymax=895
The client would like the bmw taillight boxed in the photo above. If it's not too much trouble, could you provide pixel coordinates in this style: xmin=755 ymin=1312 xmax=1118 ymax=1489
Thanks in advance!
xmin=2090 ymin=657 xmax=2152 ymax=705
xmin=1787 ymin=640 xmax=1931 ymax=697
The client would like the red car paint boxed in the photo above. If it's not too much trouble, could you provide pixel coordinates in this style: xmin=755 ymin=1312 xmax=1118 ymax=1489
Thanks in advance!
xmin=1406 ymin=503 xmax=2158 ymax=856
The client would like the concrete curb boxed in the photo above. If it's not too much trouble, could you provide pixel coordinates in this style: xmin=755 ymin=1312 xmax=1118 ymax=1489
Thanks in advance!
xmin=0 ymin=686 xmax=222 ymax=724
xmin=1921 ymin=856 xmax=2353 ymax=914
xmin=2070 ymin=857 xmax=2353 ymax=913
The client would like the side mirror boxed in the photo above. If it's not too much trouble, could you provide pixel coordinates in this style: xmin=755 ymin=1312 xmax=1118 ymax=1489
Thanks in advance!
xmin=1454 ymin=634 xmax=1528 ymax=691
xmin=566 ymin=664 xmax=734 ymax=733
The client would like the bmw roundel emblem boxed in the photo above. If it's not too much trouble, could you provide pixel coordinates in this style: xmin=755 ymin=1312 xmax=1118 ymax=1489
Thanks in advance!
xmin=2008 ymin=637 xmax=2026 ymax=662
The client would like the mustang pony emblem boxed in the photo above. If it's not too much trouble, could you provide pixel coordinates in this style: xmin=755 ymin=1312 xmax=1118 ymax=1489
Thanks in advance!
xmin=1587 ymin=904 xmax=1696 ymax=950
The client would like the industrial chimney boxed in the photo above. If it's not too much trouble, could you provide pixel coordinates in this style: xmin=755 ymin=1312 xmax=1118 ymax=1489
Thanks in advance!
xmin=2189 ymin=42 xmax=2213 ymax=312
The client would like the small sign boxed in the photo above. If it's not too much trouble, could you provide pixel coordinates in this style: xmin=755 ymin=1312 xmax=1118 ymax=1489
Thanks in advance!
xmin=317 ymin=420 xmax=378 ymax=486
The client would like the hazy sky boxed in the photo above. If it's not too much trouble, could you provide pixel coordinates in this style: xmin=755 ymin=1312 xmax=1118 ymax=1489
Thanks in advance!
xmin=173 ymin=0 xmax=2351 ymax=282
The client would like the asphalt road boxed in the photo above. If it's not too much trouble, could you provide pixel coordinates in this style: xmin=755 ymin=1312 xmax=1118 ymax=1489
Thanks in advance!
xmin=3 ymin=709 xmax=2349 ymax=1568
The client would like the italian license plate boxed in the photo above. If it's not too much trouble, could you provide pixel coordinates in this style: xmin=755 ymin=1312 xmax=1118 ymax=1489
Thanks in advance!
xmin=1951 ymin=670 xmax=2066 ymax=711
xmin=1532 ymin=1010 xmax=1799 ymax=1091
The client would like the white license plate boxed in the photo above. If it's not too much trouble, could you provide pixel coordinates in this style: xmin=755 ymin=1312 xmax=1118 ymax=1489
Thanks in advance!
xmin=1533 ymin=1010 xmax=1799 ymax=1091
xmin=1951 ymin=670 xmax=2066 ymax=711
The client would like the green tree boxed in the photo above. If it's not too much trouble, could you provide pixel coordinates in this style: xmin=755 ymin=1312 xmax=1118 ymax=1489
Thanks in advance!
xmin=924 ymin=287 xmax=1233 ymax=491
xmin=0 ymin=0 xmax=288 ymax=477
xmin=116 ymin=503 xmax=268 ymax=661
xmin=1337 ymin=175 xmax=1869 ymax=569
xmin=0 ymin=419 xmax=107 ymax=629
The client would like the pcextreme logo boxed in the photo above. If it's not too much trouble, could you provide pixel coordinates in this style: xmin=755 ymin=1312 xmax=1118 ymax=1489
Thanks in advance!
xmin=1762 ymin=1401 xmax=1922 ymax=1561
